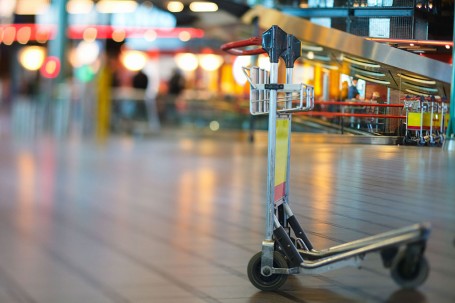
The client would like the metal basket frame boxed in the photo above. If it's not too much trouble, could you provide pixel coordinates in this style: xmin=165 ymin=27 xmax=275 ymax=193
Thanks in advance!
xmin=243 ymin=66 xmax=314 ymax=115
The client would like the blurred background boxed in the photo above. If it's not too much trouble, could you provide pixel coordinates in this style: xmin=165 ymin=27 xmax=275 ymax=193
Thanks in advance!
xmin=0 ymin=0 xmax=453 ymax=141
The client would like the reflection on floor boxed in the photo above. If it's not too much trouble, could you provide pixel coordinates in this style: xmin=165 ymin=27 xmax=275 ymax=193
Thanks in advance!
xmin=0 ymin=130 xmax=454 ymax=303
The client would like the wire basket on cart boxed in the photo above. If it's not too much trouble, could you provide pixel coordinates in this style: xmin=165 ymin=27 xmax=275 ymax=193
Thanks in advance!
xmin=243 ymin=66 xmax=314 ymax=115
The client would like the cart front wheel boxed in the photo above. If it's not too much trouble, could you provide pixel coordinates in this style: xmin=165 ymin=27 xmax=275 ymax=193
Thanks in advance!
xmin=391 ymin=255 xmax=429 ymax=289
xmin=247 ymin=251 xmax=288 ymax=291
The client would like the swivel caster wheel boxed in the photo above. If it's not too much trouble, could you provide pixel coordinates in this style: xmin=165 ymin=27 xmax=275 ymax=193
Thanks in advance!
xmin=247 ymin=251 xmax=288 ymax=291
xmin=391 ymin=255 xmax=429 ymax=289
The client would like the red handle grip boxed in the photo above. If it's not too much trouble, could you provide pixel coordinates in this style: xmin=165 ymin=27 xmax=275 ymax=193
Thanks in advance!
xmin=220 ymin=36 xmax=265 ymax=56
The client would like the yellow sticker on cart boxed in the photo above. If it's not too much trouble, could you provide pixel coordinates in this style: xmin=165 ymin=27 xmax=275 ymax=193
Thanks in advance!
xmin=274 ymin=118 xmax=289 ymax=203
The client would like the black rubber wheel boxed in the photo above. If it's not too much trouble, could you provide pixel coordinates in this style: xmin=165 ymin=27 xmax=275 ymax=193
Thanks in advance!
xmin=247 ymin=251 xmax=288 ymax=291
xmin=391 ymin=256 xmax=429 ymax=289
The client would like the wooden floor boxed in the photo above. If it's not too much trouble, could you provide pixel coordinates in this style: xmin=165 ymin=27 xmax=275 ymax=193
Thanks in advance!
xmin=0 ymin=129 xmax=454 ymax=303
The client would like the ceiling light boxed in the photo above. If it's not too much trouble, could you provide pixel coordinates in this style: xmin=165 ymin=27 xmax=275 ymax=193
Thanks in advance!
xmin=301 ymin=43 xmax=323 ymax=52
xmin=405 ymin=89 xmax=429 ymax=97
xmin=189 ymin=1 xmax=218 ymax=12
xmin=397 ymin=73 xmax=436 ymax=85
xmin=67 ymin=0 xmax=94 ymax=14
xmin=344 ymin=56 xmax=381 ymax=68
xmin=350 ymin=66 xmax=386 ymax=78
xmin=96 ymin=0 xmax=137 ymax=14
xmin=16 ymin=0 xmax=49 ymax=15
xmin=402 ymin=82 xmax=438 ymax=93
xmin=167 ymin=1 xmax=184 ymax=13
xmin=354 ymin=74 xmax=390 ymax=85
xmin=0 ymin=0 xmax=16 ymax=17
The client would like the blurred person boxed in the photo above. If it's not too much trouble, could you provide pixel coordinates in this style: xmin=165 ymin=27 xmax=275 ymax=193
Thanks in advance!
xmin=348 ymin=78 xmax=363 ymax=129
xmin=132 ymin=70 xmax=148 ymax=90
xmin=339 ymin=80 xmax=349 ymax=101
xmin=371 ymin=91 xmax=385 ymax=132
xmin=348 ymin=77 xmax=360 ymax=100
xmin=165 ymin=68 xmax=185 ymax=124
xmin=141 ymin=65 xmax=161 ymax=134
xmin=168 ymin=68 xmax=185 ymax=95
xmin=331 ymin=80 xmax=349 ymax=124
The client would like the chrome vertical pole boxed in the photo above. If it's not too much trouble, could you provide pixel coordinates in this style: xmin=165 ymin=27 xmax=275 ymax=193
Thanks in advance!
xmin=260 ymin=26 xmax=288 ymax=270
xmin=265 ymin=61 xmax=279 ymax=242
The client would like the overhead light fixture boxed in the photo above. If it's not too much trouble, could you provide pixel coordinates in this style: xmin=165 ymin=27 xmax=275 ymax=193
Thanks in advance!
xmin=0 ymin=0 xmax=16 ymax=17
xmin=350 ymin=66 xmax=386 ymax=78
xmin=303 ymin=52 xmax=330 ymax=62
xmin=67 ymin=0 xmax=94 ymax=14
xmin=313 ymin=54 xmax=330 ymax=62
xmin=15 ymin=0 xmax=49 ymax=15
xmin=301 ymin=43 xmax=323 ymax=52
xmin=189 ymin=1 xmax=218 ymax=12
xmin=343 ymin=56 xmax=381 ymax=68
xmin=445 ymin=44 xmax=451 ymax=49
xmin=96 ymin=0 xmax=137 ymax=14
xmin=402 ymin=82 xmax=438 ymax=93
xmin=397 ymin=73 xmax=436 ymax=85
xmin=405 ymin=89 xmax=429 ymax=97
xmin=354 ymin=74 xmax=390 ymax=85
xmin=167 ymin=1 xmax=184 ymax=13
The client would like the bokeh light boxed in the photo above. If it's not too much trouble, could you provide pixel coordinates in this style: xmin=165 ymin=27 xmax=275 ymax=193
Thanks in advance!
xmin=18 ymin=46 xmax=46 ymax=71
xmin=175 ymin=53 xmax=198 ymax=72
xmin=199 ymin=54 xmax=223 ymax=72
xmin=121 ymin=50 xmax=147 ymax=71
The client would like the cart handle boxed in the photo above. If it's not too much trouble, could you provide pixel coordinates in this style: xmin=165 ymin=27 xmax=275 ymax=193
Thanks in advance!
xmin=220 ymin=37 xmax=265 ymax=56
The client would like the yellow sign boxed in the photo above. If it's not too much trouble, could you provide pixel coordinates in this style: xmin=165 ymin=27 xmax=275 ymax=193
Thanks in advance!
xmin=274 ymin=118 xmax=289 ymax=202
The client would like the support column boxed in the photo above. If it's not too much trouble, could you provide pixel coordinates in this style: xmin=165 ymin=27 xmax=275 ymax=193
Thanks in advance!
xmin=443 ymin=5 xmax=455 ymax=151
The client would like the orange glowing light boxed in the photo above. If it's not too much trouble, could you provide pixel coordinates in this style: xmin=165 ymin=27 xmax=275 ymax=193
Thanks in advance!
xmin=40 ymin=56 xmax=61 ymax=78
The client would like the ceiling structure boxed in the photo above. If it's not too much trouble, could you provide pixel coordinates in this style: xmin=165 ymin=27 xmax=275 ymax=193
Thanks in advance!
xmin=240 ymin=5 xmax=451 ymax=97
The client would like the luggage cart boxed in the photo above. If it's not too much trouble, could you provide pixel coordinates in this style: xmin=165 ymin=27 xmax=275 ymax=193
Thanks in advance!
xmin=404 ymin=96 xmax=449 ymax=146
xmin=222 ymin=25 xmax=431 ymax=291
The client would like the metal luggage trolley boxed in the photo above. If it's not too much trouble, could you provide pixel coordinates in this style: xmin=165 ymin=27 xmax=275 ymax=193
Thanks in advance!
xmin=222 ymin=25 xmax=431 ymax=291
xmin=404 ymin=96 xmax=449 ymax=146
